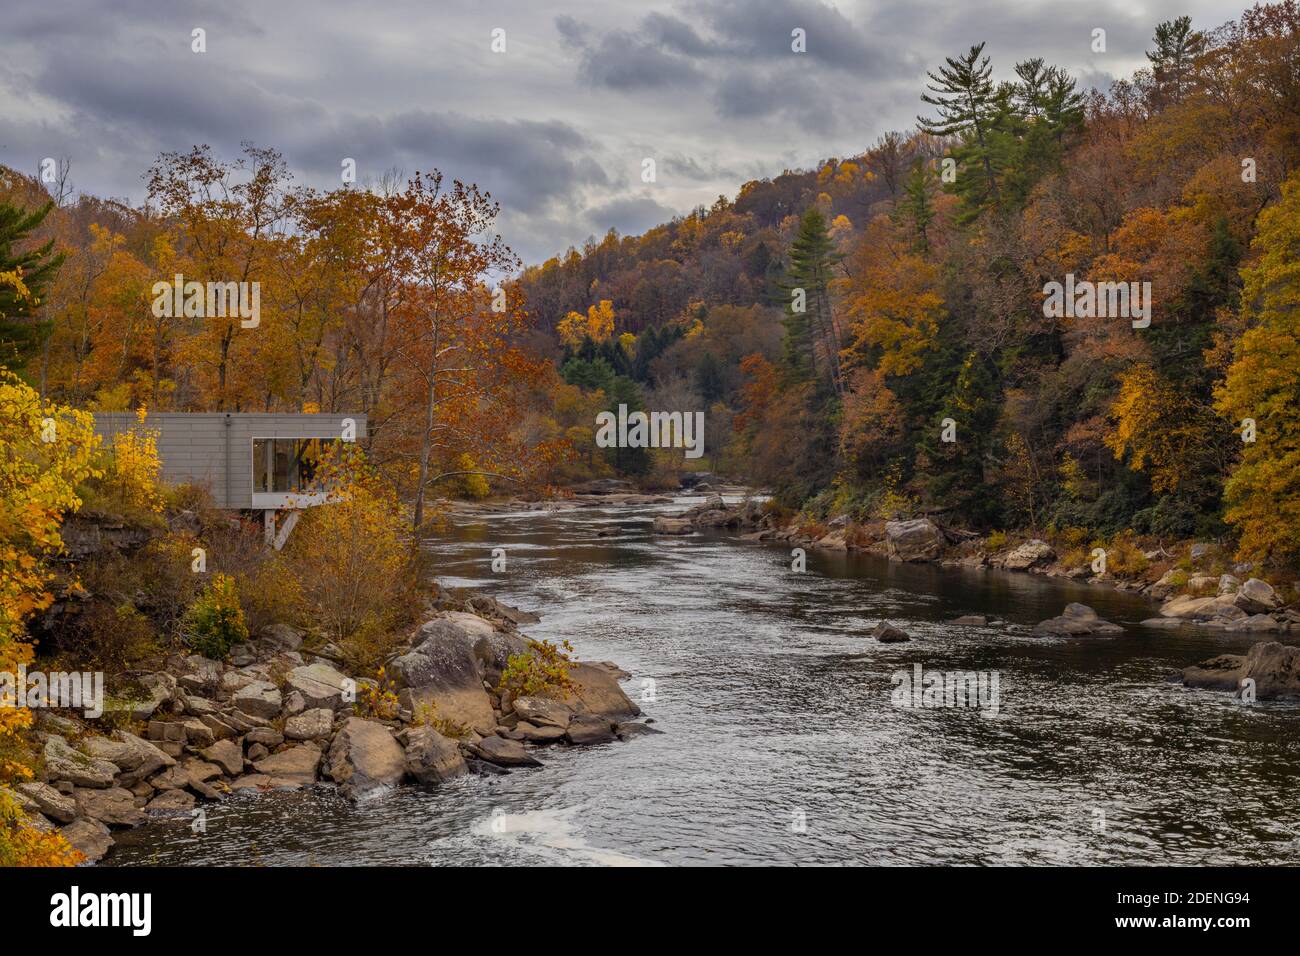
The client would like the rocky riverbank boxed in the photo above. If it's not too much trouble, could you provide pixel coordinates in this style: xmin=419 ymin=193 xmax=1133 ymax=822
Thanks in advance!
xmin=10 ymin=596 xmax=654 ymax=864
xmin=650 ymin=501 xmax=1299 ymax=636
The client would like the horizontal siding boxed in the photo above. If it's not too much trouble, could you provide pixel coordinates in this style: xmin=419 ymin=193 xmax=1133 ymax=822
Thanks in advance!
xmin=90 ymin=412 xmax=366 ymax=509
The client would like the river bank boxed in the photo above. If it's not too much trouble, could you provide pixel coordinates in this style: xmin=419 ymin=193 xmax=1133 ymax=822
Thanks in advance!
xmin=99 ymin=499 xmax=1300 ymax=866
xmin=14 ymin=590 xmax=653 ymax=864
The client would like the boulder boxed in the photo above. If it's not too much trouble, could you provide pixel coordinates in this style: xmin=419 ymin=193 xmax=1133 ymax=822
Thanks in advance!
xmin=145 ymin=789 xmax=196 ymax=814
xmin=326 ymin=718 xmax=405 ymax=800
xmin=284 ymin=707 xmax=335 ymax=741
xmin=1182 ymin=641 xmax=1300 ymax=699
xmin=1218 ymin=574 xmax=1242 ymax=595
xmin=242 ymin=727 xmax=285 ymax=748
xmin=199 ymin=739 xmax=244 ymax=777
xmin=74 ymin=786 xmax=145 ymax=827
xmin=403 ymin=726 xmax=468 ymax=784
xmin=258 ymin=623 xmax=305 ymax=653
xmin=148 ymin=766 xmax=191 ymax=791
xmin=564 ymin=662 xmax=640 ymax=721
xmin=16 ymin=781 xmax=76 ymax=823
xmin=252 ymin=743 xmax=322 ymax=789
xmin=43 ymin=735 xmax=118 ymax=788
xmin=949 ymin=615 xmax=988 ymax=626
xmin=511 ymin=696 xmax=572 ymax=729
xmin=1235 ymin=578 xmax=1282 ymax=614
xmin=871 ymin=621 xmax=910 ymax=643
xmin=80 ymin=731 xmax=174 ymax=785
xmin=390 ymin=618 xmax=497 ymax=734
xmin=472 ymin=735 xmax=542 ymax=767
xmin=1003 ymin=539 xmax=1055 ymax=571
xmin=285 ymin=662 xmax=351 ymax=711
xmin=652 ymin=516 xmax=695 ymax=535
xmin=232 ymin=680 xmax=283 ymax=718
xmin=181 ymin=759 xmax=221 ymax=783
xmin=884 ymin=518 xmax=945 ymax=562
xmin=59 ymin=818 xmax=113 ymax=863
xmin=566 ymin=715 xmax=617 ymax=745
xmin=1033 ymin=603 xmax=1124 ymax=636
xmin=1159 ymin=594 xmax=1221 ymax=620
xmin=515 ymin=721 xmax=566 ymax=743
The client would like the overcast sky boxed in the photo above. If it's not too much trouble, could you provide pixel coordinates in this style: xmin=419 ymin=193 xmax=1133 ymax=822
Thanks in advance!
xmin=1 ymin=0 xmax=1247 ymax=264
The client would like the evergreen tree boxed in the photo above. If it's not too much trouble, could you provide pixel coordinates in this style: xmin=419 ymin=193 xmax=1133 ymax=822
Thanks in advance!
xmin=1147 ymin=16 xmax=1204 ymax=107
xmin=919 ymin=43 xmax=1003 ymax=213
xmin=0 ymin=199 xmax=65 ymax=369
xmin=778 ymin=207 xmax=842 ymax=393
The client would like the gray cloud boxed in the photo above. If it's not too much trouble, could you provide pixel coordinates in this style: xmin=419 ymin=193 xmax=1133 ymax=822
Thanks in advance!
xmin=0 ymin=0 xmax=1251 ymax=264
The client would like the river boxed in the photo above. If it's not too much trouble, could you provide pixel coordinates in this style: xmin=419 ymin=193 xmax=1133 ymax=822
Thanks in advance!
xmin=110 ymin=496 xmax=1300 ymax=866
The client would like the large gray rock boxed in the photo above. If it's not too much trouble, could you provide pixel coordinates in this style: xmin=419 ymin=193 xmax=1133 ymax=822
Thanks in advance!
xmin=472 ymin=735 xmax=542 ymax=767
xmin=17 ymin=781 xmax=77 ymax=823
xmin=43 ymin=735 xmax=118 ymax=788
xmin=1235 ymin=578 xmax=1282 ymax=614
xmin=564 ymin=662 xmax=640 ymax=721
xmin=1003 ymin=539 xmax=1055 ymax=571
xmin=199 ymin=739 xmax=244 ymax=777
xmin=1033 ymin=603 xmax=1124 ymax=636
xmin=232 ymin=680 xmax=283 ymax=718
xmin=390 ymin=618 xmax=498 ymax=734
xmin=74 ymin=786 xmax=145 ymax=827
xmin=884 ymin=518 xmax=945 ymax=562
xmin=511 ymin=696 xmax=572 ymax=729
xmin=403 ymin=726 xmax=468 ymax=784
xmin=1182 ymin=641 xmax=1300 ymax=699
xmin=81 ymin=731 xmax=175 ymax=786
xmin=284 ymin=708 xmax=334 ymax=741
xmin=252 ymin=743 xmax=322 ymax=788
xmin=326 ymin=718 xmax=406 ymax=800
xmin=566 ymin=715 xmax=617 ymax=745
xmin=285 ymin=662 xmax=351 ymax=710
xmin=60 ymin=818 xmax=113 ymax=862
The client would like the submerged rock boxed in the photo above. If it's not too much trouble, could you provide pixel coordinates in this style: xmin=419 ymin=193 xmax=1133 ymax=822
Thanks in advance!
xmin=871 ymin=621 xmax=911 ymax=643
xmin=652 ymin=516 xmax=695 ymax=535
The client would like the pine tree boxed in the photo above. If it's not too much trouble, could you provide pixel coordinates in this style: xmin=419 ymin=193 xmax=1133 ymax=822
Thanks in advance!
xmin=1147 ymin=16 xmax=1204 ymax=107
xmin=899 ymin=160 xmax=936 ymax=253
xmin=778 ymin=207 xmax=843 ymax=392
xmin=918 ymin=43 xmax=1002 ymax=211
xmin=0 ymin=199 xmax=65 ymax=368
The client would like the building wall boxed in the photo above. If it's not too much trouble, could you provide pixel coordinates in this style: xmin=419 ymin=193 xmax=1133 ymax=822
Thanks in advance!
xmin=91 ymin=413 xmax=367 ymax=509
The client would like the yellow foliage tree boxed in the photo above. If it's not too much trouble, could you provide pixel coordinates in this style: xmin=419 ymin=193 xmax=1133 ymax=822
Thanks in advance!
xmin=0 ymin=370 xmax=99 ymax=865
xmin=1214 ymin=172 xmax=1300 ymax=565
xmin=556 ymin=300 xmax=615 ymax=346
xmin=1105 ymin=364 xmax=1213 ymax=494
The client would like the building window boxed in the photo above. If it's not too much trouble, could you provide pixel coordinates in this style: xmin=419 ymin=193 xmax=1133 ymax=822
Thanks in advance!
xmin=252 ymin=438 xmax=326 ymax=493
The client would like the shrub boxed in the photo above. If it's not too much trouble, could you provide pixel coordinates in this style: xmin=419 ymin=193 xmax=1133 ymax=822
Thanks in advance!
xmin=183 ymin=574 xmax=249 ymax=660
xmin=984 ymin=530 xmax=1008 ymax=551
xmin=283 ymin=446 xmax=420 ymax=646
xmin=497 ymin=638 xmax=576 ymax=699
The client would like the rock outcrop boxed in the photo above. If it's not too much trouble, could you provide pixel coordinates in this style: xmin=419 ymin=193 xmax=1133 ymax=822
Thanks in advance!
xmin=1033 ymin=603 xmax=1124 ymax=636
xmin=1182 ymin=641 xmax=1300 ymax=699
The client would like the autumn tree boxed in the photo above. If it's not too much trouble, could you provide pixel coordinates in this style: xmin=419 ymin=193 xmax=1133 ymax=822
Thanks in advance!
xmin=1214 ymin=171 xmax=1300 ymax=566
xmin=0 ymin=370 xmax=98 ymax=866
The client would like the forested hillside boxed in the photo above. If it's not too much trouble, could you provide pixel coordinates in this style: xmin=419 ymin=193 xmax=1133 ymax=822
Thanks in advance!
xmin=517 ymin=3 xmax=1300 ymax=569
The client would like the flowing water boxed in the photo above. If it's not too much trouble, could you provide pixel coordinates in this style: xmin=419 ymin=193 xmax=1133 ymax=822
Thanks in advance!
xmin=111 ymin=497 xmax=1300 ymax=866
